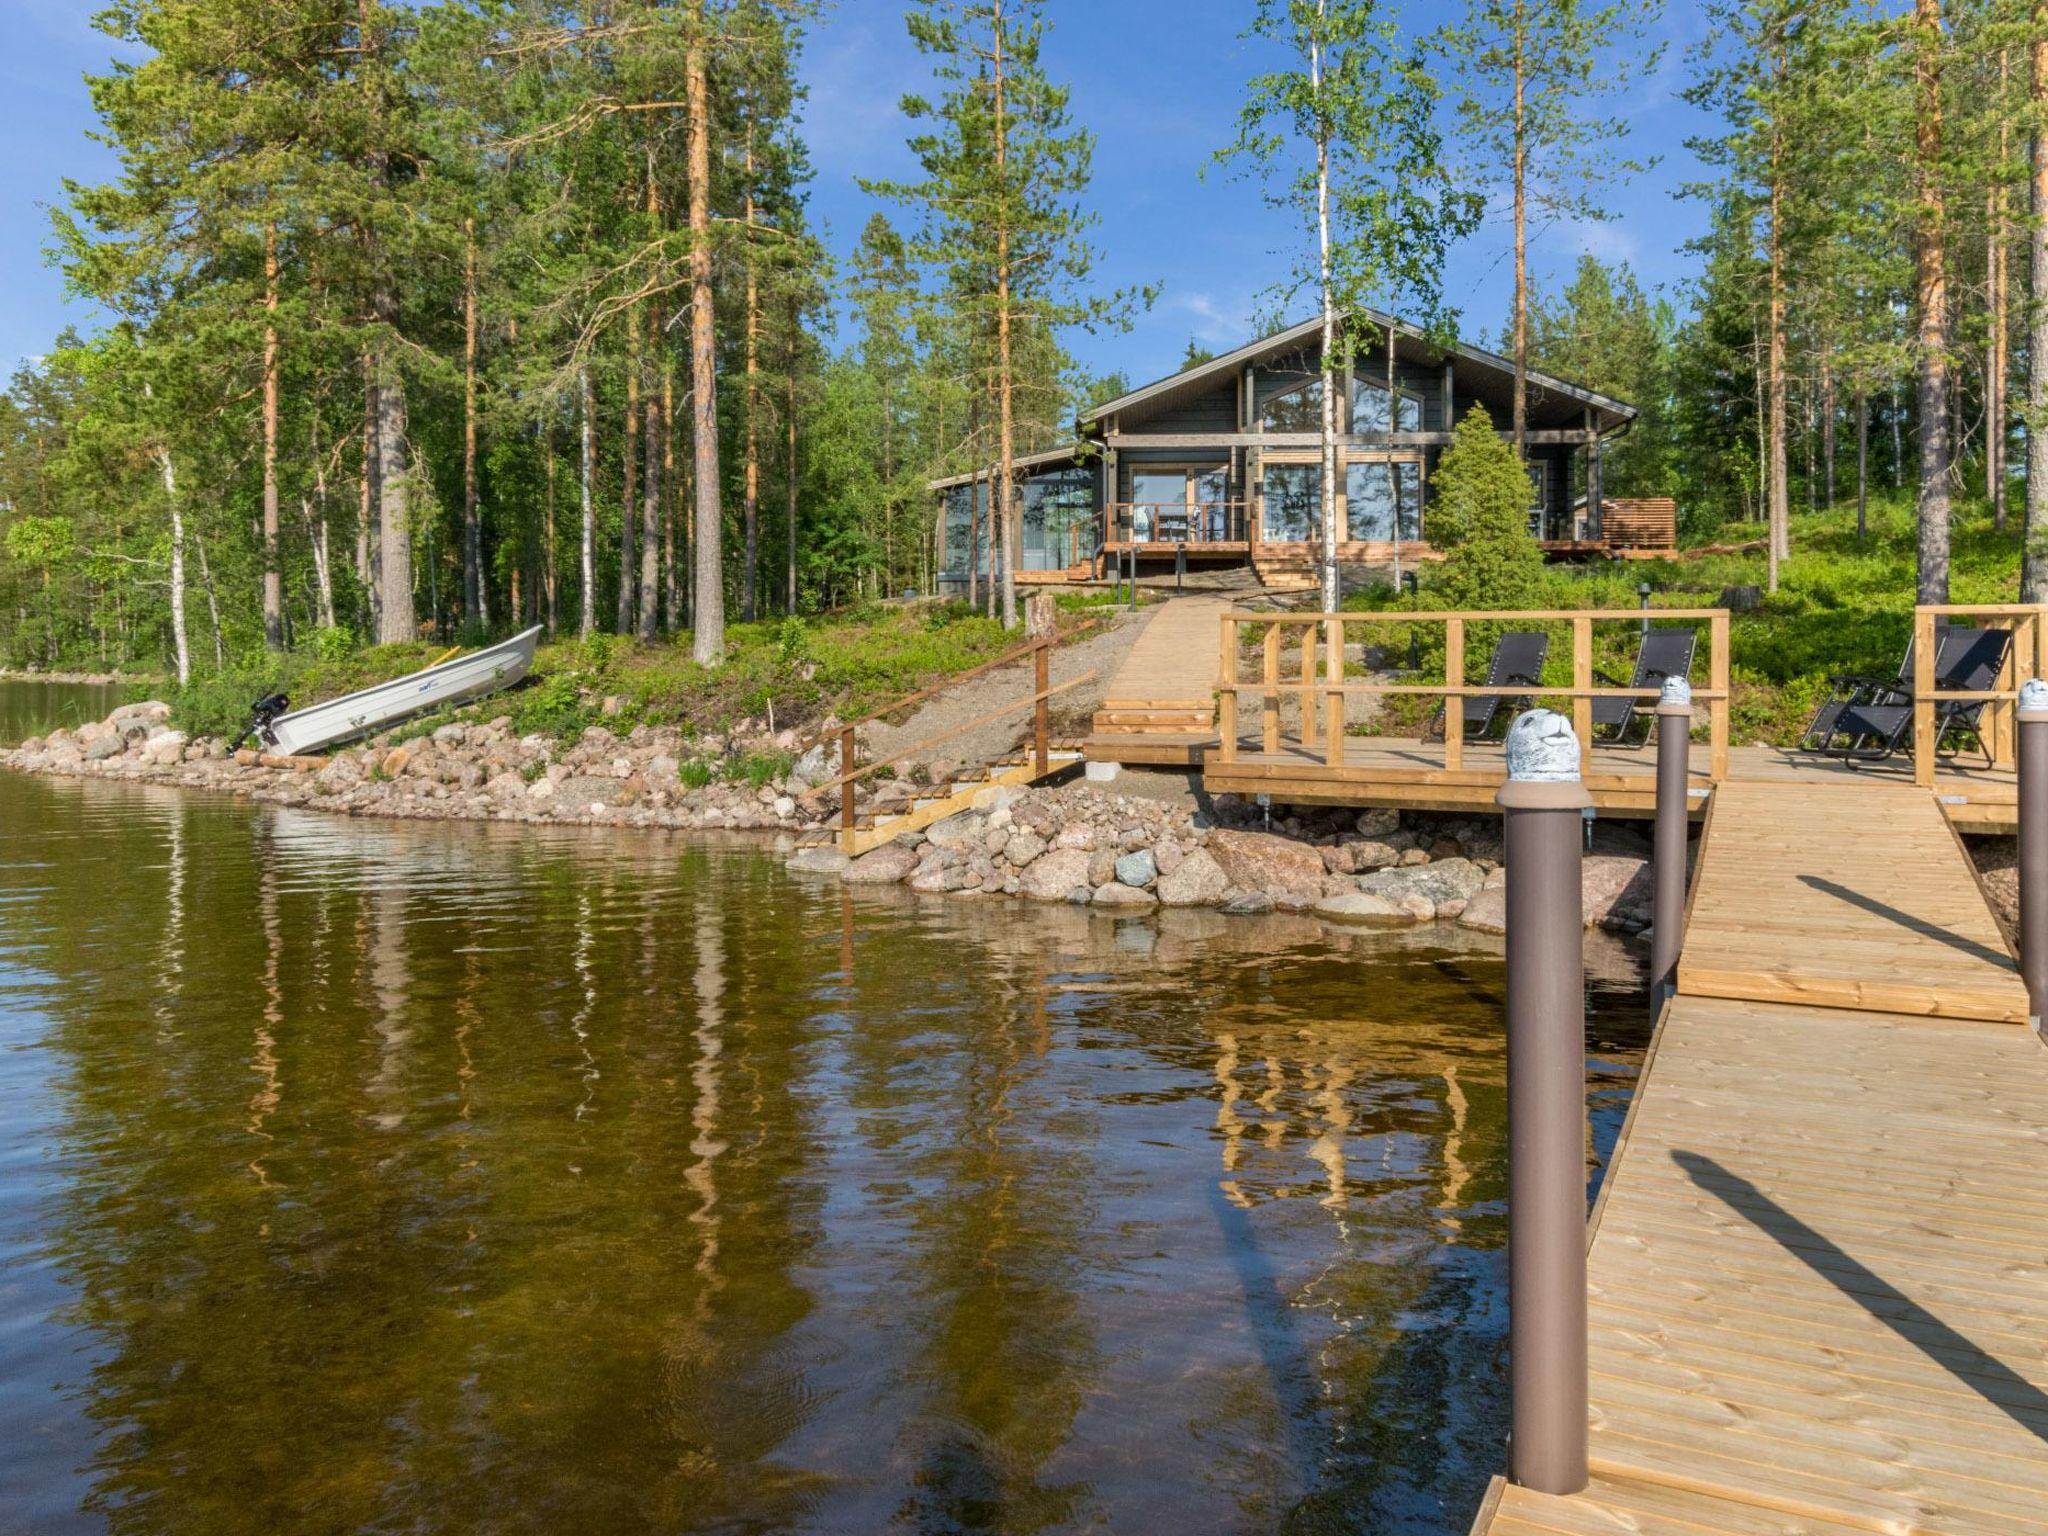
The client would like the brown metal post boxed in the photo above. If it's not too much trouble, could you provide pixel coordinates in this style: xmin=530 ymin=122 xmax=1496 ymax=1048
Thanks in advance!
xmin=839 ymin=725 xmax=856 ymax=839
xmin=2019 ymin=680 xmax=2048 ymax=1038
xmin=1034 ymin=641 xmax=1050 ymax=776
xmin=1652 ymin=678 xmax=1694 ymax=1021
xmin=1498 ymin=710 xmax=1591 ymax=1497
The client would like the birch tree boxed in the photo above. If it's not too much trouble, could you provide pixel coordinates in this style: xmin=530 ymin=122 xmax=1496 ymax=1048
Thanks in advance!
xmin=1219 ymin=0 xmax=1478 ymax=610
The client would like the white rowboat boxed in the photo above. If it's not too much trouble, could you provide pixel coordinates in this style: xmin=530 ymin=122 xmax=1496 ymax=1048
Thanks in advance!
xmin=264 ymin=626 xmax=543 ymax=756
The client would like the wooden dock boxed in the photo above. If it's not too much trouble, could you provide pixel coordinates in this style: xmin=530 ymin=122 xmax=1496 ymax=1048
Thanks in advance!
xmin=1469 ymin=768 xmax=2048 ymax=1536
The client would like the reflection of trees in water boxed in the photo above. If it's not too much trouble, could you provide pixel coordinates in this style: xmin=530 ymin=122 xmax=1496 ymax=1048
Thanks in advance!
xmin=8 ymin=785 xmax=1651 ymax=1536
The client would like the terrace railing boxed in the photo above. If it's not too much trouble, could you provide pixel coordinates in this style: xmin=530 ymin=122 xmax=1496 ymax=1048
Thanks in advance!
xmin=1212 ymin=607 xmax=1732 ymax=782
xmin=1911 ymin=604 xmax=2048 ymax=786
xmin=1107 ymin=502 xmax=1250 ymax=547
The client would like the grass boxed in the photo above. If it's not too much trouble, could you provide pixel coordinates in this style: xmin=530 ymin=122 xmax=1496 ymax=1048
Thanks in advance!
xmin=160 ymin=601 xmax=1056 ymax=752
xmin=1336 ymin=488 xmax=2025 ymax=746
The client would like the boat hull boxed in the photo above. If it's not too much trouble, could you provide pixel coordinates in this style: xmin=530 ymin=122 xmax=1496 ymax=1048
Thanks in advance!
xmin=267 ymin=626 xmax=543 ymax=756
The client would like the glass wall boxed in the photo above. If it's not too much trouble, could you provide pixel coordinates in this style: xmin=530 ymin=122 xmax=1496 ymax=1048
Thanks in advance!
xmin=1260 ymin=464 xmax=1320 ymax=541
xmin=1349 ymin=376 xmax=1423 ymax=433
xmin=1344 ymin=460 xmax=1423 ymax=542
xmin=1125 ymin=466 xmax=1230 ymax=541
xmin=1021 ymin=468 xmax=1097 ymax=569
xmin=940 ymin=482 xmax=991 ymax=581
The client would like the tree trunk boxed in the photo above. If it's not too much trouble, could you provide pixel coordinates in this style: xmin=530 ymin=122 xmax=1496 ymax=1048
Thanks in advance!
xmin=1856 ymin=386 xmax=1869 ymax=542
xmin=993 ymin=0 xmax=1020 ymax=629
xmin=580 ymin=367 xmax=596 ymax=638
xmin=372 ymin=326 xmax=414 ymax=645
xmin=1766 ymin=64 xmax=1789 ymax=592
xmin=1914 ymin=0 xmax=1951 ymax=606
xmin=261 ymin=225 xmax=283 ymax=649
xmin=1990 ymin=52 xmax=2011 ymax=533
xmin=1313 ymin=3 xmax=1340 ymax=613
xmin=1820 ymin=359 xmax=1836 ymax=510
xmin=787 ymin=293 xmax=800 ymax=615
xmin=156 ymin=439 xmax=190 ymax=687
xmin=2025 ymin=9 xmax=2048 ymax=601
xmin=663 ymin=362 xmax=678 ymax=627
xmin=640 ymin=309 xmax=662 ymax=642
xmin=307 ymin=418 xmax=337 ymax=630
xmin=742 ymin=125 xmax=761 ymax=624
xmin=544 ymin=416 xmax=558 ymax=635
xmin=1511 ymin=9 xmax=1528 ymax=464
xmin=687 ymin=1 xmax=725 ymax=666
xmin=463 ymin=216 xmax=487 ymax=628
xmin=194 ymin=517 xmax=225 ymax=671
xmin=619 ymin=299 xmax=640 ymax=634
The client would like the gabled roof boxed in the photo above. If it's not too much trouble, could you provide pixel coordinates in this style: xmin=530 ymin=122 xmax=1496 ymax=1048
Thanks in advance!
xmin=1081 ymin=307 xmax=1637 ymax=434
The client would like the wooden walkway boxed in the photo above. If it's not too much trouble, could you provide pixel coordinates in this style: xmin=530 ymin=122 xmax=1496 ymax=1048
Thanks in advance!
xmin=1085 ymin=596 xmax=1230 ymax=765
xmin=1470 ymin=771 xmax=2048 ymax=1536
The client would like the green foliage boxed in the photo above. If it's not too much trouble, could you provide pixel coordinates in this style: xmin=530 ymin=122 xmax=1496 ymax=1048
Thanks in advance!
xmin=1422 ymin=408 xmax=1548 ymax=610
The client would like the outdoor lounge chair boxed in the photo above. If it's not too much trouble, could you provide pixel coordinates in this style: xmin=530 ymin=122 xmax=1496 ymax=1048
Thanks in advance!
xmin=1592 ymin=627 xmax=1697 ymax=747
xmin=1822 ymin=626 xmax=2010 ymax=766
xmin=1432 ymin=631 xmax=1549 ymax=742
xmin=1800 ymin=640 xmax=1918 ymax=753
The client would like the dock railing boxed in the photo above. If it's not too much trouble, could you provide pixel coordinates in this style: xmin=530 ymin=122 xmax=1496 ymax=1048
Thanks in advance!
xmin=1912 ymin=603 xmax=2048 ymax=787
xmin=1213 ymin=607 xmax=1731 ymax=782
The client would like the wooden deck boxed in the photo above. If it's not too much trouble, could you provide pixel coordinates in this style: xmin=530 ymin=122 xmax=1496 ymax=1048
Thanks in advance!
xmin=1469 ymin=768 xmax=2048 ymax=1536
xmin=1202 ymin=736 xmax=2023 ymax=829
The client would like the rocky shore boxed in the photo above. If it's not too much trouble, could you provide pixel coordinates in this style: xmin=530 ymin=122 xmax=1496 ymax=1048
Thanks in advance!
xmin=5 ymin=699 xmax=1665 ymax=938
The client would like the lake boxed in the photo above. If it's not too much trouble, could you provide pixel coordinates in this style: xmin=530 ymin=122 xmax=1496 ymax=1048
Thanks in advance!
xmin=0 ymin=681 xmax=1649 ymax=1535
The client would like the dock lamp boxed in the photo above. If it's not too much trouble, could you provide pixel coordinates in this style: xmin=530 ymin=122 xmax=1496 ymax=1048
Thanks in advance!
xmin=1638 ymin=581 xmax=1653 ymax=641
xmin=2019 ymin=678 xmax=2048 ymax=1038
xmin=1498 ymin=709 xmax=1591 ymax=1496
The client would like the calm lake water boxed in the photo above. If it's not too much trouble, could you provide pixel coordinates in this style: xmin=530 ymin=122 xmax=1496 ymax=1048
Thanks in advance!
xmin=0 ymin=681 xmax=1650 ymax=1536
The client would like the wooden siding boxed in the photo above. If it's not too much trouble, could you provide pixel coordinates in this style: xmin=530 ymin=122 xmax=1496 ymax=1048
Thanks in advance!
xmin=1120 ymin=382 xmax=1239 ymax=436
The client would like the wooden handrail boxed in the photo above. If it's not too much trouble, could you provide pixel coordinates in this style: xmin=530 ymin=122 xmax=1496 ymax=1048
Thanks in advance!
xmin=1911 ymin=603 xmax=2048 ymax=785
xmin=1216 ymin=606 xmax=1732 ymax=780
xmin=799 ymin=672 xmax=1097 ymax=803
xmin=797 ymin=619 xmax=1100 ymax=753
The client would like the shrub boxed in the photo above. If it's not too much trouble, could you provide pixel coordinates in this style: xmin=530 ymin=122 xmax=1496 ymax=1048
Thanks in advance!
xmin=1424 ymin=406 xmax=1548 ymax=612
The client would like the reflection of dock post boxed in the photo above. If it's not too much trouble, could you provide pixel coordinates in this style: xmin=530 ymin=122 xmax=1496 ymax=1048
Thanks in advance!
xmin=2019 ymin=679 xmax=2048 ymax=1037
xmin=1652 ymin=677 xmax=1694 ymax=1020
xmin=1498 ymin=709 xmax=1590 ymax=1497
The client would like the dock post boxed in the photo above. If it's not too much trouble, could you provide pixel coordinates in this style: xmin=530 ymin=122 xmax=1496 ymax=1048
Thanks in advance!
xmin=2020 ymin=678 xmax=2048 ymax=1036
xmin=840 ymin=726 xmax=856 ymax=843
xmin=1652 ymin=677 xmax=1693 ymax=1020
xmin=1498 ymin=709 xmax=1591 ymax=1497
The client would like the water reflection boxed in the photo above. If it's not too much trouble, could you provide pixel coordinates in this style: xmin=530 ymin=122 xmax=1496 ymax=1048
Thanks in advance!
xmin=0 ymin=770 xmax=1647 ymax=1536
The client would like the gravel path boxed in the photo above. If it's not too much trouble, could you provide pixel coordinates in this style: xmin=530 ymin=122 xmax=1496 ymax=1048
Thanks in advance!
xmin=863 ymin=613 xmax=1146 ymax=773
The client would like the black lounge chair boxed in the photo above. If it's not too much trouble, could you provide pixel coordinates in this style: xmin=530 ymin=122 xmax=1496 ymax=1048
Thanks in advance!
xmin=1592 ymin=628 xmax=1697 ymax=747
xmin=1800 ymin=640 xmax=1917 ymax=753
xmin=1439 ymin=630 xmax=1549 ymax=742
xmin=1824 ymin=626 xmax=2010 ymax=766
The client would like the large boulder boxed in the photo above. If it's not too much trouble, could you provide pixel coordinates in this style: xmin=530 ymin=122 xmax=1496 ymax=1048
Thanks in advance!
xmin=1157 ymin=847 xmax=1229 ymax=907
xmin=1457 ymin=885 xmax=1507 ymax=935
xmin=1358 ymin=857 xmax=1487 ymax=917
xmin=842 ymin=843 xmax=919 ymax=885
xmin=553 ymin=775 xmax=632 ymax=814
xmin=910 ymin=862 xmax=981 ymax=893
xmin=1314 ymin=890 xmax=1429 ymax=927
xmin=925 ymin=811 xmax=985 ymax=849
xmin=787 ymin=844 xmax=851 ymax=875
xmin=1003 ymin=828 xmax=1047 ymax=869
xmin=1583 ymin=854 xmax=1652 ymax=929
xmin=1020 ymin=846 xmax=1093 ymax=901
xmin=1206 ymin=829 xmax=1327 ymax=908
xmin=1092 ymin=881 xmax=1158 ymax=908
xmin=1113 ymin=849 xmax=1158 ymax=889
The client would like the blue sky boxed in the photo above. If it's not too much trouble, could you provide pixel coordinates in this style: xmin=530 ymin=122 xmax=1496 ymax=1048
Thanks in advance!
xmin=3 ymin=0 xmax=1716 ymax=384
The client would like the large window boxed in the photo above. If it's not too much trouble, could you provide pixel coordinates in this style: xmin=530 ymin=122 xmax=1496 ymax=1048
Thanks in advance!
xmin=1260 ymin=376 xmax=1324 ymax=432
xmin=941 ymin=482 xmax=991 ymax=578
xmin=1021 ymin=468 xmax=1096 ymax=569
xmin=1349 ymin=376 xmax=1423 ymax=433
xmin=1261 ymin=463 xmax=1321 ymax=541
xmin=1345 ymin=460 xmax=1423 ymax=542
xmin=1127 ymin=465 xmax=1229 ymax=541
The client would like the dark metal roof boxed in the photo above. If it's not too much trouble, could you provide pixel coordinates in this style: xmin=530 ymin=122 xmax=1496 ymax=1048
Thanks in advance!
xmin=1080 ymin=307 xmax=1637 ymax=434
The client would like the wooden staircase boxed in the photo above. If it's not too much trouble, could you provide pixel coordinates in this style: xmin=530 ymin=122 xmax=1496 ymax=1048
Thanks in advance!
xmin=805 ymin=749 xmax=1084 ymax=858
xmin=1083 ymin=596 xmax=1227 ymax=767
xmin=1249 ymin=547 xmax=1318 ymax=593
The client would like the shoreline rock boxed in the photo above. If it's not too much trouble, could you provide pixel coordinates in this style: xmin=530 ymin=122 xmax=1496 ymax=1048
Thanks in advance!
xmin=5 ymin=698 xmax=1667 ymax=936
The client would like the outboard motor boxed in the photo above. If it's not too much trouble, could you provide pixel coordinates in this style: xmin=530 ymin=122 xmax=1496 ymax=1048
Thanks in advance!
xmin=232 ymin=692 xmax=292 ymax=753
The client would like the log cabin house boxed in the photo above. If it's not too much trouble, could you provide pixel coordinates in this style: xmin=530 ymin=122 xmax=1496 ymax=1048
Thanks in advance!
xmin=929 ymin=309 xmax=1669 ymax=592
